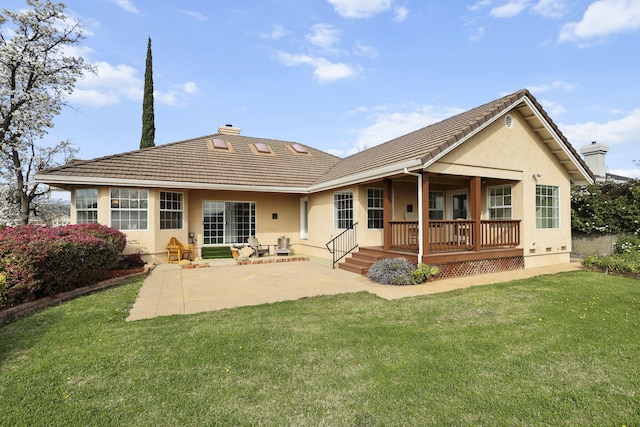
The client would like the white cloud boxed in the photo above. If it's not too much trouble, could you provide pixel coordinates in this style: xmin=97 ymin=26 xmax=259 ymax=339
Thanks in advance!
xmin=69 ymin=62 xmax=198 ymax=107
xmin=276 ymin=52 xmax=358 ymax=82
xmin=538 ymin=98 xmax=566 ymax=117
xmin=306 ymin=23 xmax=342 ymax=50
xmin=490 ymin=0 xmax=530 ymax=18
xmin=561 ymin=109 xmax=640 ymax=148
xmin=559 ymin=0 xmax=640 ymax=43
xmin=112 ymin=0 xmax=140 ymax=14
xmin=70 ymin=61 xmax=141 ymax=107
xmin=393 ymin=6 xmax=410 ymax=22
xmin=155 ymin=82 xmax=200 ymax=107
xmin=327 ymin=0 xmax=393 ymax=19
xmin=259 ymin=24 xmax=290 ymax=40
xmin=532 ymin=0 xmax=567 ymax=18
xmin=354 ymin=41 xmax=378 ymax=58
xmin=527 ymin=80 xmax=577 ymax=93
xmin=180 ymin=10 xmax=207 ymax=21
xmin=349 ymin=105 xmax=465 ymax=154
xmin=468 ymin=0 xmax=492 ymax=11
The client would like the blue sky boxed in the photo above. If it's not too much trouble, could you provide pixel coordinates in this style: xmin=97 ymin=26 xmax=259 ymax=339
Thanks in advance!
xmin=5 ymin=0 xmax=640 ymax=179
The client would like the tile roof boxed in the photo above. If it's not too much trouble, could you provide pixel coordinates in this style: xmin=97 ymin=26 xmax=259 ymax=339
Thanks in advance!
xmin=38 ymin=89 xmax=594 ymax=191
xmin=40 ymin=134 xmax=341 ymax=190
xmin=313 ymin=89 xmax=594 ymax=185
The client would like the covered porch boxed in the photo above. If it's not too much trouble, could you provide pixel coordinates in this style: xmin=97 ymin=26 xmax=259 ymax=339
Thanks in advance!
xmin=340 ymin=172 xmax=525 ymax=278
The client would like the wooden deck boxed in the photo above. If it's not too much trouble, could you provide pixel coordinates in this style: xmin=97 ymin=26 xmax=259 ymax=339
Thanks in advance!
xmin=339 ymin=246 xmax=524 ymax=278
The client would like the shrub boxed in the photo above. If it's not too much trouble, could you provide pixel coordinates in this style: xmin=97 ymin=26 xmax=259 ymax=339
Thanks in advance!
xmin=367 ymin=258 xmax=417 ymax=286
xmin=614 ymin=234 xmax=640 ymax=255
xmin=411 ymin=263 xmax=440 ymax=283
xmin=115 ymin=253 xmax=146 ymax=269
xmin=571 ymin=180 xmax=640 ymax=235
xmin=0 ymin=224 xmax=127 ymax=308
xmin=582 ymin=252 xmax=640 ymax=275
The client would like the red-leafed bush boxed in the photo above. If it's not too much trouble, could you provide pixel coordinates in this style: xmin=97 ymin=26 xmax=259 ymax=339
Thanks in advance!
xmin=0 ymin=224 xmax=126 ymax=308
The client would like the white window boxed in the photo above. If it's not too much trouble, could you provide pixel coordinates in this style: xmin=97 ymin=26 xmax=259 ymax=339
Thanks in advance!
xmin=367 ymin=188 xmax=384 ymax=229
xmin=110 ymin=188 xmax=148 ymax=230
xmin=429 ymin=191 xmax=444 ymax=220
xmin=536 ymin=185 xmax=560 ymax=229
xmin=75 ymin=189 xmax=98 ymax=223
xmin=160 ymin=191 xmax=183 ymax=230
xmin=488 ymin=185 xmax=512 ymax=219
xmin=334 ymin=190 xmax=353 ymax=229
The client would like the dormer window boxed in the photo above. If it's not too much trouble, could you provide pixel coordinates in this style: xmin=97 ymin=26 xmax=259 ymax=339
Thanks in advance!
xmin=251 ymin=142 xmax=275 ymax=155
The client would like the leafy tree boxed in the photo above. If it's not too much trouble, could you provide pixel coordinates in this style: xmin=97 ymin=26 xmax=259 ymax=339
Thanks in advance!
xmin=139 ymin=36 xmax=155 ymax=149
xmin=0 ymin=0 xmax=93 ymax=224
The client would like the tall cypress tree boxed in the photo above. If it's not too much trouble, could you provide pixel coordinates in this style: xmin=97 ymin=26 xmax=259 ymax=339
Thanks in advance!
xmin=140 ymin=37 xmax=155 ymax=149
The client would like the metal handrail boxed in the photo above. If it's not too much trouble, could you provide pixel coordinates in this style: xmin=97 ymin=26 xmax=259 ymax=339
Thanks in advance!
xmin=325 ymin=222 xmax=358 ymax=269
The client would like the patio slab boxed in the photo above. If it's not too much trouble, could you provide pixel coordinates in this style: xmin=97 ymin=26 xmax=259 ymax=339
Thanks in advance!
xmin=127 ymin=258 xmax=583 ymax=321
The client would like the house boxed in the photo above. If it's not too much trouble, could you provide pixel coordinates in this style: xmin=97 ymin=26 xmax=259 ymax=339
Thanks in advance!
xmin=35 ymin=89 xmax=594 ymax=279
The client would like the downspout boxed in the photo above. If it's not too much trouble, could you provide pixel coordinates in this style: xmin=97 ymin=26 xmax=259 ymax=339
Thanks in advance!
xmin=403 ymin=168 xmax=423 ymax=260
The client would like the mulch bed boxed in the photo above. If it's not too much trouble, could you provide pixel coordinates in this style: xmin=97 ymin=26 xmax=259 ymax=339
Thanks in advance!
xmin=102 ymin=266 xmax=147 ymax=280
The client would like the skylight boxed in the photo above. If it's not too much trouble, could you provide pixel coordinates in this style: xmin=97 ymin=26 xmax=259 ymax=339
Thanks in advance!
xmin=254 ymin=143 xmax=272 ymax=154
xmin=212 ymin=138 xmax=228 ymax=149
xmin=291 ymin=143 xmax=309 ymax=154
xmin=206 ymin=138 xmax=231 ymax=151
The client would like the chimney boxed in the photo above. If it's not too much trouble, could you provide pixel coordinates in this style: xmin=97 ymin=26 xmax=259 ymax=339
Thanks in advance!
xmin=218 ymin=124 xmax=241 ymax=136
xmin=580 ymin=141 xmax=609 ymax=182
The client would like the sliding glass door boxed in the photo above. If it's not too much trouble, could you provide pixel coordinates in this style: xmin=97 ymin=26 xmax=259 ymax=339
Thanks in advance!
xmin=203 ymin=201 xmax=255 ymax=245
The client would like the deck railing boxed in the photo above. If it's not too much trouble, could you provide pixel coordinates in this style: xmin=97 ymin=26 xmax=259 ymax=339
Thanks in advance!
xmin=389 ymin=220 xmax=520 ymax=253
xmin=325 ymin=222 xmax=358 ymax=268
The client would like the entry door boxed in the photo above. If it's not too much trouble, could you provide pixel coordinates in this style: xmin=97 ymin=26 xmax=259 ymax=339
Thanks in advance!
xmin=452 ymin=194 xmax=468 ymax=219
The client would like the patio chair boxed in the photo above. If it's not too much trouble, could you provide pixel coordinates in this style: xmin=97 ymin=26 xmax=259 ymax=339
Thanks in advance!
xmin=167 ymin=237 xmax=195 ymax=263
xmin=247 ymin=236 xmax=269 ymax=257
xmin=275 ymin=236 xmax=291 ymax=256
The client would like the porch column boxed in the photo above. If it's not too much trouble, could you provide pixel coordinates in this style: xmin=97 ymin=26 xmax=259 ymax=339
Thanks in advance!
xmin=421 ymin=172 xmax=430 ymax=257
xmin=471 ymin=176 xmax=482 ymax=252
xmin=383 ymin=178 xmax=392 ymax=251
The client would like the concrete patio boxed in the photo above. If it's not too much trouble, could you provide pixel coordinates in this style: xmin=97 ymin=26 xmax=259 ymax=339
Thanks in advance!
xmin=127 ymin=257 xmax=583 ymax=321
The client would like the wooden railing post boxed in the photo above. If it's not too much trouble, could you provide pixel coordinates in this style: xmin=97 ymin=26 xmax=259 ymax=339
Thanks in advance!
xmin=383 ymin=179 xmax=392 ymax=251
xmin=471 ymin=176 xmax=482 ymax=252
xmin=422 ymin=172 xmax=430 ymax=257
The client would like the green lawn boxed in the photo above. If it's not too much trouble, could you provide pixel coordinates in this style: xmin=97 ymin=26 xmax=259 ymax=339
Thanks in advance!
xmin=1 ymin=271 xmax=639 ymax=426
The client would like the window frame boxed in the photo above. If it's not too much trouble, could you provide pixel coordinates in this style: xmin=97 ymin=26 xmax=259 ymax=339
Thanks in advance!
xmin=159 ymin=191 xmax=184 ymax=230
xmin=536 ymin=185 xmax=560 ymax=229
xmin=428 ymin=191 xmax=444 ymax=220
xmin=367 ymin=188 xmax=384 ymax=229
xmin=334 ymin=190 xmax=354 ymax=229
xmin=109 ymin=188 xmax=149 ymax=231
xmin=75 ymin=189 xmax=98 ymax=224
xmin=487 ymin=185 xmax=513 ymax=220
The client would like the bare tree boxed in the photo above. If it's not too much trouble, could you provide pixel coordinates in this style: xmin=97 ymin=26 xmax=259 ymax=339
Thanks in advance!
xmin=0 ymin=0 xmax=94 ymax=224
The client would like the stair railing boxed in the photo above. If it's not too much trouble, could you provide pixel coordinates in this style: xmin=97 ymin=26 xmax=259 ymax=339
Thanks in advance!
xmin=325 ymin=222 xmax=358 ymax=269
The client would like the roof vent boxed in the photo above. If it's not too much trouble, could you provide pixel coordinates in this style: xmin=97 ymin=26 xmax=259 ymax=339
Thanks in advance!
xmin=218 ymin=124 xmax=241 ymax=136
xmin=505 ymin=114 xmax=514 ymax=129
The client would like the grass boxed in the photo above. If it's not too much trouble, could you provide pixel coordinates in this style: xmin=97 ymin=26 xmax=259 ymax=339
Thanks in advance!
xmin=1 ymin=271 xmax=639 ymax=426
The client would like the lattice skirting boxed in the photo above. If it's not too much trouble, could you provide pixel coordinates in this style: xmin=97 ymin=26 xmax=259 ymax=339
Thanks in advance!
xmin=434 ymin=256 xmax=524 ymax=280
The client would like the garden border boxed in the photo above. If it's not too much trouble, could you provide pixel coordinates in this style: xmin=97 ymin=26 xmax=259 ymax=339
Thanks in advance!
xmin=0 ymin=266 xmax=152 ymax=325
